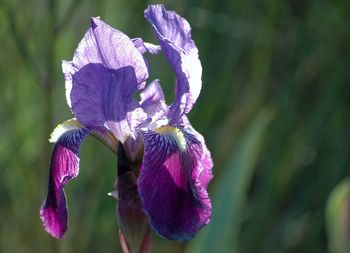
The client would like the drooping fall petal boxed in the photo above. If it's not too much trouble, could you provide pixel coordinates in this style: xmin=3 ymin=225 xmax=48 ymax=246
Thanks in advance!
xmin=40 ymin=122 xmax=89 ymax=239
xmin=138 ymin=126 xmax=212 ymax=241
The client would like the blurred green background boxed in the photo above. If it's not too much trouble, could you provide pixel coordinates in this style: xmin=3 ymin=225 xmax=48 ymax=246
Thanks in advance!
xmin=1 ymin=0 xmax=350 ymax=252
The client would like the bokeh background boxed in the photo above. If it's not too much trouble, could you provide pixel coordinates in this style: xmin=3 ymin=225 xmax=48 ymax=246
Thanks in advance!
xmin=1 ymin=0 xmax=350 ymax=252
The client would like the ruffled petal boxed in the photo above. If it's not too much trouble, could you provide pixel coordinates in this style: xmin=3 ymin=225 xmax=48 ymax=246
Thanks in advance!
xmin=138 ymin=126 xmax=212 ymax=241
xmin=63 ymin=17 xmax=149 ymax=107
xmin=144 ymin=5 xmax=202 ymax=120
xmin=71 ymin=63 xmax=146 ymax=143
xmin=132 ymin=38 xmax=161 ymax=55
xmin=40 ymin=122 xmax=89 ymax=239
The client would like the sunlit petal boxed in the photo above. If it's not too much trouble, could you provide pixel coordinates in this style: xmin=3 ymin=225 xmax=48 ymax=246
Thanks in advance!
xmin=144 ymin=4 xmax=202 ymax=120
xmin=132 ymin=38 xmax=161 ymax=55
xmin=63 ymin=17 xmax=149 ymax=107
xmin=71 ymin=63 xmax=146 ymax=142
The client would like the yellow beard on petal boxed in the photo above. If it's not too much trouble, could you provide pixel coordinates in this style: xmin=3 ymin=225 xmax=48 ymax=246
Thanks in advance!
xmin=49 ymin=118 xmax=83 ymax=143
xmin=155 ymin=126 xmax=187 ymax=151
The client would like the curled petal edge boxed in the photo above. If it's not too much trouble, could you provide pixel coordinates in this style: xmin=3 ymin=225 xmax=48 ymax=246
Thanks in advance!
xmin=40 ymin=120 xmax=89 ymax=238
xmin=144 ymin=4 xmax=202 ymax=120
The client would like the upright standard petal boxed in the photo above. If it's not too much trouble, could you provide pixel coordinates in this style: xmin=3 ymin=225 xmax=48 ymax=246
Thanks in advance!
xmin=138 ymin=80 xmax=169 ymax=133
xmin=40 ymin=123 xmax=89 ymax=239
xmin=63 ymin=17 xmax=149 ymax=107
xmin=73 ymin=17 xmax=148 ymax=85
xmin=71 ymin=63 xmax=146 ymax=143
xmin=138 ymin=126 xmax=212 ymax=241
xmin=144 ymin=5 xmax=202 ymax=120
xmin=140 ymin=80 xmax=167 ymax=116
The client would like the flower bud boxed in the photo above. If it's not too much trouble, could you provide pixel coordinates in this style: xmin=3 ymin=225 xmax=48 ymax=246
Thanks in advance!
xmin=115 ymin=143 xmax=150 ymax=253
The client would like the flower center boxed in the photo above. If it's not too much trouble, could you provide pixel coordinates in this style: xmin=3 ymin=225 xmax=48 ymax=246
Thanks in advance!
xmin=155 ymin=126 xmax=187 ymax=151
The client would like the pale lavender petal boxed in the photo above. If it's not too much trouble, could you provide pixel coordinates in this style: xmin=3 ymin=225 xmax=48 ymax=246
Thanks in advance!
xmin=138 ymin=80 xmax=169 ymax=132
xmin=40 ymin=128 xmax=89 ymax=239
xmin=144 ymin=5 xmax=202 ymax=120
xmin=140 ymin=79 xmax=166 ymax=116
xmin=138 ymin=127 xmax=212 ymax=241
xmin=73 ymin=17 xmax=148 ymax=85
xmin=71 ymin=63 xmax=146 ymax=143
xmin=63 ymin=17 xmax=149 ymax=107
xmin=132 ymin=38 xmax=161 ymax=55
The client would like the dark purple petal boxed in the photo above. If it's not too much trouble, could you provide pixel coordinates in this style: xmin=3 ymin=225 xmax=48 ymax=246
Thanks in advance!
xmin=182 ymin=116 xmax=213 ymax=186
xmin=71 ymin=63 xmax=146 ymax=143
xmin=40 ymin=128 xmax=89 ymax=239
xmin=138 ymin=126 xmax=212 ymax=241
xmin=63 ymin=17 xmax=149 ymax=107
xmin=132 ymin=38 xmax=161 ymax=55
xmin=144 ymin=5 xmax=202 ymax=120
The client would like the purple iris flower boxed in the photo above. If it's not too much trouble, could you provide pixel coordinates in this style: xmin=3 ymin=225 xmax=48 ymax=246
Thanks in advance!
xmin=40 ymin=4 xmax=213 ymax=244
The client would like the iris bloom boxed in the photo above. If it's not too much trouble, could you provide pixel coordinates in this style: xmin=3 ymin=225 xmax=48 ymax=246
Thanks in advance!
xmin=40 ymin=4 xmax=213 ymax=245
